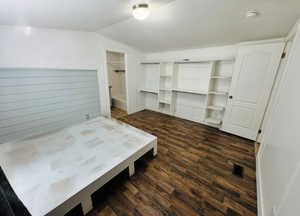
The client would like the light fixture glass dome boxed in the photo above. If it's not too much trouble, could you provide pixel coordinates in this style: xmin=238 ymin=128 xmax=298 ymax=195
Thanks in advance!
xmin=132 ymin=3 xmax=150 ymax=20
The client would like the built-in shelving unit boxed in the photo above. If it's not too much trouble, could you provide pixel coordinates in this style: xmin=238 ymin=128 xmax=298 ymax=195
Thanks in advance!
xmin=140 ymin=58 xmax=234 ymax=128
xmin=203 ymin=60 xmax=234 ymax=128
xmin=158 ymin=62 xmax=174 ymax=114
xmin=139 ymin=62 xmax=161 ymax=111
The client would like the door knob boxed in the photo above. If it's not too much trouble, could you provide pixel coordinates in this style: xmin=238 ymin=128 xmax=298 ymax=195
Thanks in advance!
xmin=229 ymin=96 xmax=233 ymax=99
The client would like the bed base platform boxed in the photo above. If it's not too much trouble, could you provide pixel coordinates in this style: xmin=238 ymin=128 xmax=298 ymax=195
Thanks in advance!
xmin=51 ymin=142 xmax=157 ymax=216
xmin=0 ymin=117 xmax=157 ymax=216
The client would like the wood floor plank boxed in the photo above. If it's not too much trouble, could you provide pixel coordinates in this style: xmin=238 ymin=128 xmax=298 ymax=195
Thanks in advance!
xmin=90 ymin=110 xmax=257 ymax=216
xmin=97 ymin=206 xmax=117 ymax=216
xmin=111 ymin=107 xmax=127 ymax=119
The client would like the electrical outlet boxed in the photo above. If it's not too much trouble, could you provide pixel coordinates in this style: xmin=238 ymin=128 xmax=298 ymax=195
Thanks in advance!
xmin=272 ymin=206 xmax=277 ymax=216
xmin=85 ymin=114 xmax=90 ymax=120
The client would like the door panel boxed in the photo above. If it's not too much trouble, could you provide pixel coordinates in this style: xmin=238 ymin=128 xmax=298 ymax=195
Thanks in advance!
xmin=222 ymin=42 xmax=285 ymax=140
xmin=230 ymin=105 xmax=255 ymax=127
xmin=236 ymin=53 xmax=270 ymax=103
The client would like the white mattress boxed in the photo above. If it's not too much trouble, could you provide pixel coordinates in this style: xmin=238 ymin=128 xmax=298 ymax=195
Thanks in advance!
xmin=0 ymin=117 xmax=156 ymax=216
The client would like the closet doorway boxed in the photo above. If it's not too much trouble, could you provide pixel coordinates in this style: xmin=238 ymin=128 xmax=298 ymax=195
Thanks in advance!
xmin=106 ymin=50 xmax=128 ymax=118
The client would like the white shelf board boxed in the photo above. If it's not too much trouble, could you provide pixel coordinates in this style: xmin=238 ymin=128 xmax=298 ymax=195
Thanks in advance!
xmin=210 ymin=76 xmax=232 ymax=79
xmin=160 ymin=88 xmax=172 ymax=91
xmin=205 ymin=117 xmax=222 ymax=125
xmin=108 ymin=61 xmax=124 ymax=64
xmin=206 ymin=105 xmax=225 ymax=111
xmin=174 ymin=61 xmax=213 ymax=64
xmin=160 ymin=75 xmax=172 ymax=78
xmin=159 ymin=99 xmax=172 ymax=105
xmin=173 ymin=88 xmax=208 ymax=95
xmin=141 ymin=62 xmax=160 ymax=65
xmin=140 ymin=89 xmax=158 ymax=94
xmin=208 ymin=91 xmax=228 ymax=96
xmin=174 ymin=57 xmax=235 ymax=64
xmin=108 ymin=61 xmax=125 ymax=67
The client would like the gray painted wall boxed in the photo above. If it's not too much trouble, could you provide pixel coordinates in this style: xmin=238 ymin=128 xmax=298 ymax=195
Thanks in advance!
xmin=0 ymin=68 xmax=101 ymax=143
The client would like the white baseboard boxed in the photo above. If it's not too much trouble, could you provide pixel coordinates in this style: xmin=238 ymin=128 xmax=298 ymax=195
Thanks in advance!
xmin=256 ymin=154 xmax=264 ymax=216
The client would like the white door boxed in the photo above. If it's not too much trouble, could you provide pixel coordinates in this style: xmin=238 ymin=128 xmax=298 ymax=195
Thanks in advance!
xmin=222 ymin=42 xmax=285 ymax=140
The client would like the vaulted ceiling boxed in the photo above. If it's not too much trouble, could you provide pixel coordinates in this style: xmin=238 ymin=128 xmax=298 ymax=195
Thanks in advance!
xmin=0 ymin=0 xmax=299 ymax=52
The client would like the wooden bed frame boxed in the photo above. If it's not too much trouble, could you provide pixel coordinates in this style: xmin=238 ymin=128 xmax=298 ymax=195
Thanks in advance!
xmin=0 ymin=117 xmax=157 ymax=216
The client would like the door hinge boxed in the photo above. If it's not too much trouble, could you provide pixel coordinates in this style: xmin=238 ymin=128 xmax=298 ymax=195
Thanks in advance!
xmin=258 ymin=129 xmax=262 ymax=134
xmin=281 ymin=52 xmax=286 ymax=59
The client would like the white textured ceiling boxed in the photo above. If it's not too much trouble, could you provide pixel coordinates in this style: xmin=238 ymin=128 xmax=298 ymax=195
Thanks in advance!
xmin=0 ymin=0 xmax=173 ymax=31
xmin=0 ymin=0 xmax=299 ymax=52
xmin=99 ymin=0 xmax=300 ymax=51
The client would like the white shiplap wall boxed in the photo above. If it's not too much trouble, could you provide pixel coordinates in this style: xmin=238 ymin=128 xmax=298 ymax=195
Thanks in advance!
xmin=0 ymin=68 xmax=101 ymax=143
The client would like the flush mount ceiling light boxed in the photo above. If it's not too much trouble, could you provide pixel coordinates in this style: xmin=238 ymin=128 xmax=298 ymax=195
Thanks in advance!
xmin=246 ymin=10 xmax=259 ymax=18
xmin=132 ymin=0 xmax=150 ymax=20
xmin=24 ymin=26 xmax=32 ymax=36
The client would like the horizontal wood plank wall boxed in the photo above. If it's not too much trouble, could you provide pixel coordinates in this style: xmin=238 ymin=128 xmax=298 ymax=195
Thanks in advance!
xmin=0 ymin=68 xmax=101 ymax=143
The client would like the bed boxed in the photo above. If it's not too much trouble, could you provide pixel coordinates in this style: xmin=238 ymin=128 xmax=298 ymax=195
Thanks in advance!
xmin=0 ymin=117 xmax=157 ymax=216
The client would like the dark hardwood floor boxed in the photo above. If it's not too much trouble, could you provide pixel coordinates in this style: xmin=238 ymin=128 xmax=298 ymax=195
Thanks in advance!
xmin=88 ymin=110 xmax=257 ymax=216
xmin=111 ymin=107 xmax=128 ymax=119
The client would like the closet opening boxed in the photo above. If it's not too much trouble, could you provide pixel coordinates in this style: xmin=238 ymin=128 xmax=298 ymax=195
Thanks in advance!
xmin=106 ymin=50 xmax=128 ymax=118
